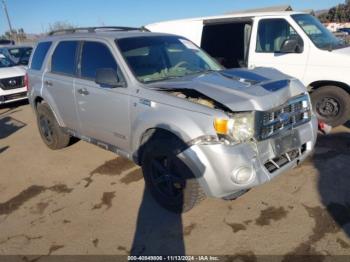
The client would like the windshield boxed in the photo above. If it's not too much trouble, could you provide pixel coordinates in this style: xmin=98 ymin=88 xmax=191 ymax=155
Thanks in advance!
xmin=0 ymin=47 xmax=32 ymax=65
xmin=117 ymin=35 xmax=222 ymax=83
xmin=292 ymin=14 xmax=348 ymax=50
xmin=0 ymin=55 xmax=14 ymax=68
xmin=8 ymin=47 xmax=32 ymax=59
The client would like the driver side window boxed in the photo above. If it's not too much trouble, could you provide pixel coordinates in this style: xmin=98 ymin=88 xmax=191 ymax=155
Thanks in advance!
xmin=80 ymin=41 xmax=119 ymax=80
xmin=256 ymin=19 xmax=303 ymax=53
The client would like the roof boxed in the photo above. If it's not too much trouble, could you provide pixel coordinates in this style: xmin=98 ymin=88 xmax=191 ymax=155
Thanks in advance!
xmin=41 ymin=29 xmax=172 ymax=42
xmin=147 ymin=11 xmax=307 ymax=27
xmin=226 ymin=5 xmax=293 ymax=14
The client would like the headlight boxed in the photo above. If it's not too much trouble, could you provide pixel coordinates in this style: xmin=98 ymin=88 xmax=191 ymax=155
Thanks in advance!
xmin=214 ymin=112 xmax=255 ymax=142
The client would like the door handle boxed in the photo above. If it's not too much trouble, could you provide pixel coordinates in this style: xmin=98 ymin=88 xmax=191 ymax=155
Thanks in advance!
xmin=77 ymin=88 xmax=89 ymax=95
xmin=44 ymin=80 xmax=53 ymax=87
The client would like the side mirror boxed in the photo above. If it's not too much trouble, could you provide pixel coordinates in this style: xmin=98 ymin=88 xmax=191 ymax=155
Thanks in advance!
xmin=95 ymin=68 xmax=124 ymax=88
xmin=280 ymin=38 xmax=302 ymax=53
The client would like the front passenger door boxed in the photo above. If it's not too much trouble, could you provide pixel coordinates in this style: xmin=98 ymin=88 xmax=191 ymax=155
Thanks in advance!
xmin=250 ymin=18 xmax=309 ymax=80
xmin=75 ymin=41 xmax=130 ymax=151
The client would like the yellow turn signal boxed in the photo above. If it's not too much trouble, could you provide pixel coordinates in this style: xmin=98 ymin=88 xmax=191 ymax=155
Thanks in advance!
xmin=214 ymin=118 xmax=229 ymax=135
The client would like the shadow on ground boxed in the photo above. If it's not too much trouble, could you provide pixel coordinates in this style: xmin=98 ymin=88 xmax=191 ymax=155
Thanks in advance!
xmin=130 ymin=189 xmax=185 ymax=255
xmin=344 ymin=121 xmax=350 ymax=129
xmin=129 ymin=127 xmax=207 ymax=255
xmin=0 ymin=146 xmax=9 ymax=154
xmin=0 ymin=116 xmax=26 ymax=139
xmin=315 ymin=132 xmax=350 ymax=237
xmin=0 ymin=99 xmax=28 ymax=111
xmin=0 ymin=100 xmax=28 ymax=139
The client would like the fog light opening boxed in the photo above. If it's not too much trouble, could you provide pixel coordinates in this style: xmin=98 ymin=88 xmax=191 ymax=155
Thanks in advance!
xmin=231 ymin=166 xmax=254 ymax=185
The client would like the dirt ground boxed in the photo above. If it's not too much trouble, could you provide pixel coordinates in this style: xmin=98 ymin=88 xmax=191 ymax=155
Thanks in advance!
xmin=0 ymin=100 xmax=350 ymax=258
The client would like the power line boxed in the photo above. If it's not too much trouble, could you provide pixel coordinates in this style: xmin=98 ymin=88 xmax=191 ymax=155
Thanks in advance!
xmin=2 ymin=0 xmax=14 ymax=35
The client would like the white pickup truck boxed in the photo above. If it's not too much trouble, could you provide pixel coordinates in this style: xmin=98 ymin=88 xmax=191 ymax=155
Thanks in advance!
xmin=146 ymin=11 xmax=350 ymax=127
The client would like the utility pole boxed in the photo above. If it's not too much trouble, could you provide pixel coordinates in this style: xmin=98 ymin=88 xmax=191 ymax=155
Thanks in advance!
xmin=2 ymin=0 xmax=14 ymax=39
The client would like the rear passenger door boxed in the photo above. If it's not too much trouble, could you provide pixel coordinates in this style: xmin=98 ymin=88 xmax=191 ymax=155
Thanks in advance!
xmin=75 ymin=40 xmax=130 ymax=151
xmin=43 ymin=41 xmax=80 ymax=131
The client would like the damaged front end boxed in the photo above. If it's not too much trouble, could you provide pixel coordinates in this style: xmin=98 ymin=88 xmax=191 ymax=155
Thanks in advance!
xmin=166 ymin=88 xmax=228 ymax=110
xmin=147 ymin=68 xmax=318 ymax=198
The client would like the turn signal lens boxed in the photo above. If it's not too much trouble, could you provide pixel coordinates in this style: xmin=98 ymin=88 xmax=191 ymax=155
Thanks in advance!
xmin=214 ymin=118 xmax=229 ymax=135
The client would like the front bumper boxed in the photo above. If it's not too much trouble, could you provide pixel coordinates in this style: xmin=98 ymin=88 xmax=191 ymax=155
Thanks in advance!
xmin=0 ymin=87 xmax=27 ymax=105
xmin=178 ymin=115 xmax=318 ymax=198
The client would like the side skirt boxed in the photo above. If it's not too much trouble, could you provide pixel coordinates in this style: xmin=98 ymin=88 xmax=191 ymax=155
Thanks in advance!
xmin=63 ymin=128 xmax=133 ymax=161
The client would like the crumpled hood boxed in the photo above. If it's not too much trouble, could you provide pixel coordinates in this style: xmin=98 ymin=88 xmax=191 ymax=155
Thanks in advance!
xmin=148 ymin=67 xmax=307 ymax=112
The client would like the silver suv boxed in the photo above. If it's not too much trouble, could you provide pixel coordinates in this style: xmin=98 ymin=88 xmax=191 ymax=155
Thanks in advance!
xmin=28 ymin=27 xmax=318 ymax=213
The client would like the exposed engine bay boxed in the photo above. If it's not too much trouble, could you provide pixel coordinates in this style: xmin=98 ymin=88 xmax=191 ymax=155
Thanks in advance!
xmin=164 ymin=89 xmax=230 ymax=111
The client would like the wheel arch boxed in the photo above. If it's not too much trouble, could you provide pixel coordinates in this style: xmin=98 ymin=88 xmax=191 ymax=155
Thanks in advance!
xmin=308 ymin=80 xmax=350 ymax=94
xmin=134 ymin=127 xmax=187 ymax=165
xmin=308 ymin=80 xmax=350 ymax=127
xmin=33 ymin=95 xmax=65 ymax=127
xmin=34 ymin=96 xmax=44 ymax=108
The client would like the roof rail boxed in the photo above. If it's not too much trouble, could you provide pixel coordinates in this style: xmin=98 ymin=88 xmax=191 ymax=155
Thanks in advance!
xmin=48 ymin=26 xmax=149 ymax=36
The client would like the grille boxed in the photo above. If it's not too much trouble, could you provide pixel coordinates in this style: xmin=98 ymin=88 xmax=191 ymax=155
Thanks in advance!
xmin=258 ymin=94 xmax=311 ymax=140
xmin=0 ymin=76 xmax=25 ymax=90
xmin=264 ymin=144 xmax=307 ymax=173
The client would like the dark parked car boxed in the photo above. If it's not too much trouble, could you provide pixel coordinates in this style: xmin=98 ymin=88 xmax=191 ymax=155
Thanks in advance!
xmin=0 ymin=39 xmax=15 ymax=46
xmin=337 ymin=28 xmax=350 ymax=35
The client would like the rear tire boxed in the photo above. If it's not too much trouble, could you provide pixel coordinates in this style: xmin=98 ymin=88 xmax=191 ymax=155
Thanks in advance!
xmin=141 ymin=135 xmax=205 ymax=213
xmin=311 ymin=86 xmax=350 ymax=127
xmin=36 ymin=102 xmax=70 ymax=150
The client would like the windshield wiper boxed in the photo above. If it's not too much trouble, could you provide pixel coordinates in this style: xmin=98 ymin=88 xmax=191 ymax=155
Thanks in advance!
xmin=142 ymin=75 xmax=183 ymax=83
xmin=183 ymin=69 xmax=220 ymax=77
xmin=142 ymin=69 xmax=221 ymax=83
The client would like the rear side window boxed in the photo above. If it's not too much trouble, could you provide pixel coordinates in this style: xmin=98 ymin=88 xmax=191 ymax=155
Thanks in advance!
xmin=30 ymin=42 xmax=52 ymax=70
xmin=80 ymin=41 xmax=118 ymax=79
xmin=51 ymin=41 xmax=78 ymax=75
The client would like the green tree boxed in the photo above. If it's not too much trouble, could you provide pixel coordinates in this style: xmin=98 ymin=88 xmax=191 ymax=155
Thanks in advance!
xmin=318 ymin=0 xmax=350 ymax=23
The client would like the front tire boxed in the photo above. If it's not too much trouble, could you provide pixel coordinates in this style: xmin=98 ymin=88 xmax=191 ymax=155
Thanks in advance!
xmin=311 ymin=86 xmax=350 ymax=127
xmin=141 ymin=135 xmax=205 ymax=213
xmin=36 ymin=102 xmax=70 ymax=150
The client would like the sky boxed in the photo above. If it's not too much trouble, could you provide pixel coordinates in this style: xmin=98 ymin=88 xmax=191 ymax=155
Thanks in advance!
xmin=0 ymin=0 xmax=343 ymax=34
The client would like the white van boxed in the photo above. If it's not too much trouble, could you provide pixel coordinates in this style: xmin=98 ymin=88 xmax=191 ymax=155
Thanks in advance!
xmin=146 ymin=11 xmax=350 ymax=126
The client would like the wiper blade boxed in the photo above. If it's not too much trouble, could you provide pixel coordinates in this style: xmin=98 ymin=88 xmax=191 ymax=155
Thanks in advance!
xmin=184 ymin=69 xmax=220 ymax=77
xmin=142 ymin=75 xmax=182 ymax=83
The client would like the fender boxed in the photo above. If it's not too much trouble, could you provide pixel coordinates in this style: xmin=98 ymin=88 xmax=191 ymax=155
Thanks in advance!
xmin=130 ymin=103 xmax=217 ymax=161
